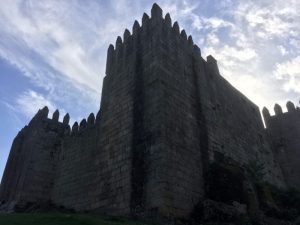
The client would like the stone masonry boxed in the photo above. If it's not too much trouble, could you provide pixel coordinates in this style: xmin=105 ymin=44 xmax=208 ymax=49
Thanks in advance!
xmin=0 ymin=3 xmax=299 ymax=220
xmin=263 ymin=102 xmax=300 ymax=190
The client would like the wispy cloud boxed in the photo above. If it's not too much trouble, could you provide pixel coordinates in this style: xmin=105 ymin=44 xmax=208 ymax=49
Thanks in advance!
xmin=0 ymin=0 xmax=299 ymax=118
xmin=0 ymin=0 xmax=142 ymax=121
xmin=166 ymin=0 xmax=300 ymax=112
xmin=274 ymin=56 xmax=300 ymax=93
xmin=16 ymin=89 xmax=59 ymax=118
xmin=0 ymin=1 xmax=102 ymax=91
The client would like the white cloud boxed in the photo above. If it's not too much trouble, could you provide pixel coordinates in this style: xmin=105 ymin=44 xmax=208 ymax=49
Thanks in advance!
xmin=0 ymin=0 xmax=299 ymax=117
xmin=274 ymin=56 xmax=300 ymax=92
xmin=185 ymin=14 xmax=234 ymax=32
xmin=186 ymin=0 xmax=300 ymax=112
xmin=278 ymin=45 xmax=288 ymax=56
xmin=203 ymin=45 xmax=257 ymax=63
xmin=203 ymin=17 xmax=233 ymax=30
xmin=275 ymin=56 xmax=300 ymax=79
xmin=0 ymin=1 xmax=102 ymax=92
xmin=206 ymin=33 xmax=220 ymax=45
xmin=0 ymin=0 xmax=143 ymax=122
xmin=16 ymin=90 xmax=59 ymax=119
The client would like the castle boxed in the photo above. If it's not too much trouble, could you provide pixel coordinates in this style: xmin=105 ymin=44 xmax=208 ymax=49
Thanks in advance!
xmin=0 ymin=3 xmax=299 ymax=221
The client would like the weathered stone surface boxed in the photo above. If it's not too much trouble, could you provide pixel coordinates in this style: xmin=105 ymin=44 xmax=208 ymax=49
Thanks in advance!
xmin=63 ymin=113 xmax=70 ymax=125
xmin=0 ymin=3 xmax=299 ymax=224
xmin=52 ymin=109 xmax=59 ymax=122
xmin=263 ymin=102 xmax=300 ymax=190
xmin=0 ymin=110 xmax=67 ymax=207
xmin=194 ymin=199 xmax=247 ymax=223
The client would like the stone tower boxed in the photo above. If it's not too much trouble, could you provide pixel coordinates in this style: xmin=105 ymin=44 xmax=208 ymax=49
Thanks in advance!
xmin=1 ymin=3 xmax=297 ymax=220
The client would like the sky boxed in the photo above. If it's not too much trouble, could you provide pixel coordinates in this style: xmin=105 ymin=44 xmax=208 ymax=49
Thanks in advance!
xmin=0 ymin=0 xmax=300 ymax=181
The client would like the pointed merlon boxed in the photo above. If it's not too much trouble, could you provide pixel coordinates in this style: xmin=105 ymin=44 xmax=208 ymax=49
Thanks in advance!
xmin=106 ymin=44 xmax=115 ymax=75
xmin=52 ymin=109 xmax=59 ymax=122
xmin=207 ymin=55 xmax=217 ymax=63
xmin=41 ymin=106 xmax=49 ymax=118
xmin=188 ymin=35 xmax=194 ymax=45
xmin=108 ymin=44 xmax=114 ymax=53
xmin=123 ymin=29 xmax=131 ymax=42
xmin=30 ymin=106 xmax=48 ymax=124
xmin=63 ymin=113 xmax=70 ymax=125
xmin=142 ymin=13 xmax=150 ymax=26
xmin=79 ymin=119 xmax=87 ymax=131
xmin=116 ymin=36 xmax=122 ymax=46
xmin=107 ymin=44 xmax=114 ymax=58
xmin=107 ymin=44 xmax=115 ymax=60
xmin=96 ymin=109 xmax=101 ymax=121
xmin=207 ymin=55 xmax=220 ymax=75
xmin=72 ymin=122 xmax=79 ymax=133
xmin=286 ymin=101 xmax=295 ymax=112
xmin=151 ymin=3 xmax=163 ymax=19
xmin=193 ymin=44 xmax=201 ymax=56
xmin=87 ymin=113 xmax=95 ymax=125
xmin=274 ymin=103 xmax=283 ymax=115
xmin=173 ymin=22 xmax=180 ymax=34
xmin=80 ymin=119 xmax=87 ymax=127
xmin=132 ymin=20 xmax=140 ymax=34
xmin=262 ymin=107 xmax=270 ymax=119
xmin=165 ymin=13 xmax=172 ymax=27
xmin=262 ymin=107 xmax=271 ymax=127
xmin=180 ymin=29 xmax=187 ymax=40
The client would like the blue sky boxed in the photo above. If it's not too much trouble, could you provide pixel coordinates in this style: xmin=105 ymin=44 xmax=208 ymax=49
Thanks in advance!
xmin=0 ymin=0 xmax=300 ymax=181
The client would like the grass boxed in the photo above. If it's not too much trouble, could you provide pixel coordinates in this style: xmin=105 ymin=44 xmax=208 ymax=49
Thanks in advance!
xmin=0 ymin=213 xmax=151 ymax=225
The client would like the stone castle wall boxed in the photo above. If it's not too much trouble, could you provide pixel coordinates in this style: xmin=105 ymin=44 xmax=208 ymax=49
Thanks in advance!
xmin=0 ymin=107 xmax=67 ymax=206
xmin=263 ymin=102 xmax=300 ymax=190
xmin=197 ymin=57 xmax=285 ymax=188
xmin=0 ymin=3 xmax=298 ymax=219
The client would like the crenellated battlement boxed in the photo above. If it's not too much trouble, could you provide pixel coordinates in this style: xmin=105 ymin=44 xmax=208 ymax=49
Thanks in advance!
xmin=28 ymin=106 xmax=49 ymax=124
xmin=69 ymin=111 xmax=100 ymax=135
xmin=262 ymin=100 xmax=300 ymax=190
xmin=29 ymin=106 xmax=70 ymax=127
xmin=28 ymin=106 xmax=103 ymax=137
xmin=262 ymin=101 xmax=300 ymax=128
xmin=105 ymin=3 xmax=204 ymax=79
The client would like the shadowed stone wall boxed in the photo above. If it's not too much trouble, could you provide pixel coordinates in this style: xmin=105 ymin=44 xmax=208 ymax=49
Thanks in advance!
xmin=196 ymin=57 xmax=285 ymax=188
xmin=0 ymin=107 xmax=67 ymax=206
xmin=263 ymin=102 xmax=300 ymax=190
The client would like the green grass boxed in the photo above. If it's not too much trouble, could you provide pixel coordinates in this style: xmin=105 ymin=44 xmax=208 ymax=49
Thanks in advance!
xmin=0 ymin=213 xmax=151 ymax=225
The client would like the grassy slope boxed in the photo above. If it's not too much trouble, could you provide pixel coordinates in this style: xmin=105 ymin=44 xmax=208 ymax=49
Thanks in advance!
xmin=0 ymin=213 xmax=150 ymax=225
